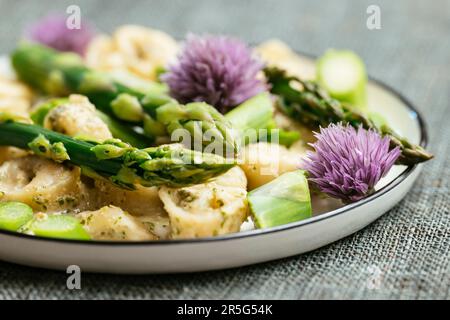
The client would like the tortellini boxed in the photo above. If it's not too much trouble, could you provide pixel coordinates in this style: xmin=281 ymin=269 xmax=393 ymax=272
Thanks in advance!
xmin=255 ymin=39 xmax=316 ymax=80
xmin=93 ymin=180 xmax=171 ymax=239
xmin=136 ymin=215 xmax=171 ymax=240
xmin=95 ymin=180 xmax=167 ymax=217
xmin=85 ymin=25 xmax=178 ymax=80
xmin=239 ymin=142 xmax=306 ymax=190
xmin=0 ymin=156 xmax=94 ymax=212
xmin=159 ymin=167 xmax=248 ymax=239
xmin=43 ymin=94 xmax=113 ymax=142
xmin=0 ymin=75 xmax=34 ymax=117
xmin=77 ymin=205 xmax=155 ymax=241
xmin=0 ymin=147 xmax=27 ymax=165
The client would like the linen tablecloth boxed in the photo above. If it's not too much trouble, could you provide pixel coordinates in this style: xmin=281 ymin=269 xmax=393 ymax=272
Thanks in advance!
xmin=0 ymin=0 xmax=448 ymax=299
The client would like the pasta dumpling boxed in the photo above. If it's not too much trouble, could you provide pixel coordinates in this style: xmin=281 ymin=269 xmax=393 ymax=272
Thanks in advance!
xmin=85 ymin=25 xmax=178 ymax=81
xmin=43 ymin=94 xmax=113 ymax=142
xmin=239 ymin=142 xmax=306 ymax=190
xmin=159 ymin=167 xmax=248 ymax=239
xmin=136 ymin=215 xmax=171 ymax=240
xmin=77 ymin=205 xmax=156 ymax=241
xmin=0 ymin=147 xmax=27 ymax=165
xmin=0 ymin=156 xmax=94 ymax=212
xmin=0 ymin=75 xmax=34 ymax=117
xmin=255 ymin=39 xmax=316 ymax=80
xmin=95 ymin=180 xmax=167 ymax=217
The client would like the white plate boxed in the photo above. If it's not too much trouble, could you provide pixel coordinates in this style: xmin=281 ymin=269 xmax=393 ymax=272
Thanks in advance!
xmin=0 ymin=55 xmax=428 ymax=274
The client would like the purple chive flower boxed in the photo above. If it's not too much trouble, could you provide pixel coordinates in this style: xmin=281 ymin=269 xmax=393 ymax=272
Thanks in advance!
xmin=302 ymin=123 xmax=401 ymax=202
xmin=27 ymin=14 xmax=95 ymax=55
xmin=162 ymin=34 xmax=267 ymax=113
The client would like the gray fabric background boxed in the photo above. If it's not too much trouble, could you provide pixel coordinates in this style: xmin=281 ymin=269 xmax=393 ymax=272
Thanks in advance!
xmin=0 ymin=0 xmax=448 ymax=300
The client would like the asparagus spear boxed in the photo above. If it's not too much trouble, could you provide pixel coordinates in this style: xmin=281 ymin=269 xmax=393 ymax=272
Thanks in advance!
xmin=20 ymin=214 xmax=90 ymax=240
xmin=264 ymin=67 xmax=433 ymax=166
xmin=225 ymin=92 xmax=300 ymax=147
xmin=225 ymin=93 xmax=276 ymax=145
xmin=248 ymin=170 xmax=312 ymax=228
xmin=0 ymin=202 xmax=33 ymax=232
xmin=0 ymin=115 xmax=235 ymax=189
xmin=317 ymin=49 xmax=368 ymax=111
xmin=11 ymin=43 xmax=237 ymax=154
xmin=274 ymin=129 xmax=301 ymax=147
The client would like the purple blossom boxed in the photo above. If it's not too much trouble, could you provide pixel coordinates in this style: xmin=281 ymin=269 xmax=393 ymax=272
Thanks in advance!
xmin=162 ymin=34 xmax=267 ymax=113
xmin=27 ymin=14 xmax=95 ymax=55
xmin=302 ymin=123 xmax=401 ymax=202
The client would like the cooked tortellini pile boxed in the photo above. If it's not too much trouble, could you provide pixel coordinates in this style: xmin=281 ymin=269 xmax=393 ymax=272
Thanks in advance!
xmin=0 ymin=27 xmax=314 ymax=242
xmin=0 ymin=91 xmax=251 ymax=240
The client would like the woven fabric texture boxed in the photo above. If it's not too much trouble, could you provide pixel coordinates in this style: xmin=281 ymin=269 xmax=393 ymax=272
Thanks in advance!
xmin=0 ymin=0 xmax=448 ymax=299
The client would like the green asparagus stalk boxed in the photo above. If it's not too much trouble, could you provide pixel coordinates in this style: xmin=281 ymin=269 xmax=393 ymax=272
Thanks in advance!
xmin=226 ymin=93 xmax=276 ymax=133
xmin=225 ymin=93 xmax=276 ymax=145
xmin=11 ymin=43 xmax=237 ymax=154
xmin=317 ymin=49 xmax=368 ymax=111
xmin=0 ymin=202 xmax=33 ymax=232
xmin=264 ymin=67 xmax=433 ymax=166
xmin=225 ymin=92 xmax=300 ymax=147
xmin=274 ymin=129 xmax=301 ymax=147
xmin=30 ymin=98 xmax=152 ymax=148
xmin=248 ymin=170 xmax=312 ymax=228
xmin=20 ymin=214 xmax=90 ymax=240
xmin=0 ymin=114 xmax=235 ymax=189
